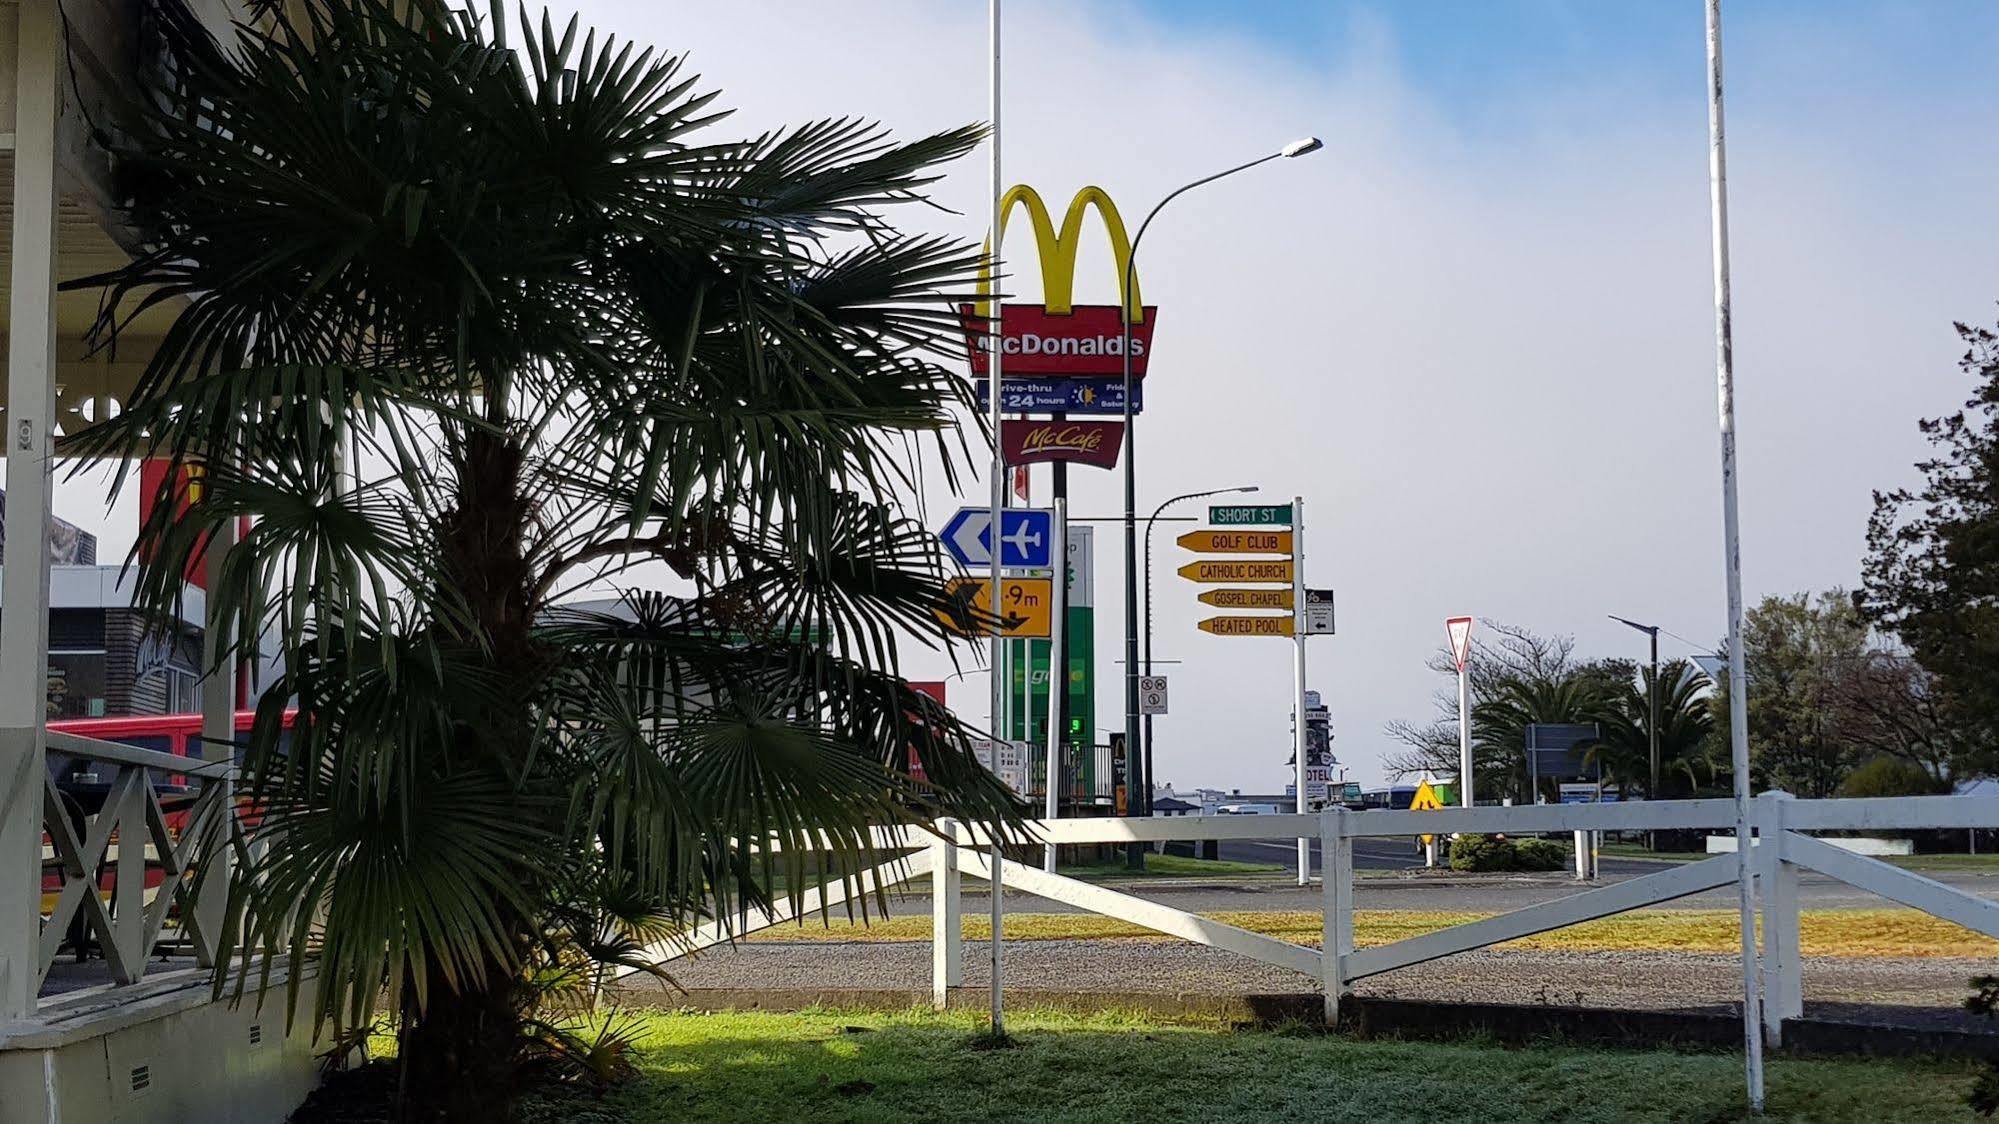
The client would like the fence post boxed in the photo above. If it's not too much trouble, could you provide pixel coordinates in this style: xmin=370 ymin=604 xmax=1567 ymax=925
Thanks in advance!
xmin=1320 ymin=806 xmax=1353 ymax=1024
xmin=1757 ymin=790 xmax=1800 ymax=1045
xmin=931 ymin=819 xmax=961 ymax=1010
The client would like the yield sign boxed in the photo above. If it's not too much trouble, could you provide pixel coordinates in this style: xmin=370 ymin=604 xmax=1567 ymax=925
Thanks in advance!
xmin=1446 ymin=616 xmax=1474 ymax=671
xmin=939 ymin=507 xmax=1056 ymax=569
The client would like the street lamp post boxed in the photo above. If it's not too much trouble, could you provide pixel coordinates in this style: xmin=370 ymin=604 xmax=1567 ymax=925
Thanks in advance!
xmin=1610 ymin=615 xmax=1662 ymax=850
xmin=1142 ymin=485 xmax=1259 ymax=812
xmin=1119 ymin=138 xmax=1321 ymax=868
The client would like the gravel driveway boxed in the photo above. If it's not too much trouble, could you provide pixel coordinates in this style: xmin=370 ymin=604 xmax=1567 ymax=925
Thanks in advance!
xmin=626 ymin=937 xmax=1997 ymax=1032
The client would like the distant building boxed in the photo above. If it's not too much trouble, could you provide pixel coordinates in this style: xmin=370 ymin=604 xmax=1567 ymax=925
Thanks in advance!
xmin=0 ymin=492 xmax=206 ymax=718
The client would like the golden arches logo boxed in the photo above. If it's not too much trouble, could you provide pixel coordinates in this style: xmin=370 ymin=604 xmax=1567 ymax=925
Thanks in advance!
xmin=978 ymin=185 xmax=1143 ymax=324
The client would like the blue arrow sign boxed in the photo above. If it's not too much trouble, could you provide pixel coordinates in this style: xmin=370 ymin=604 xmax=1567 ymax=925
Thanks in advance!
xmin=940 ymin=507 xmax=1056 ymax=569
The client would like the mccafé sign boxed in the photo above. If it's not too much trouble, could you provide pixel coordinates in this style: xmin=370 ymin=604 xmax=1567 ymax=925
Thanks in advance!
xmin=1001 ymin=419 xmax=1125 ymax=470
xmin=961 ymin=185 xmax=1156 ymax=378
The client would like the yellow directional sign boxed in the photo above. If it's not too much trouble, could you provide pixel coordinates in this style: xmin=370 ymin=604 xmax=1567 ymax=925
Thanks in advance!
xmin=1178 ymin=559 xmax=1293 ymax=584
xmin=1198 ymin=588 xmax=1294 ymax=610
xmin=1409 ymin=779 xmax=1444 ymax=845
xmin=1176 ymin=529 xmax=1294 ymax=555
xmin=1197 ymin=615 xmax=1295 ymax=637
xmin=934 ymin=576 xmax=1053 ymax=639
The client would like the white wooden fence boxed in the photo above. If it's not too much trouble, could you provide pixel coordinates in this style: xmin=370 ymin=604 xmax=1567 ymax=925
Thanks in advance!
xmin=26 ymin=732 xmax=235 ymax=1004
xmin=643 ymin=793 xmax=1999 ymax=1056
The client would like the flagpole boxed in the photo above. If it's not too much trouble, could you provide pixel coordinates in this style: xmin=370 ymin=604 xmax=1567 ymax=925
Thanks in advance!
xmin=1704 ymin=0 xmax=1763 ymax=1110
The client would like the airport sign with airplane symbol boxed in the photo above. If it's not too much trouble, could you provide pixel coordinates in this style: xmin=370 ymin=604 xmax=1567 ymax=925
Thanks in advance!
xmin=939 ymin=507 xmax=1056 ymax=569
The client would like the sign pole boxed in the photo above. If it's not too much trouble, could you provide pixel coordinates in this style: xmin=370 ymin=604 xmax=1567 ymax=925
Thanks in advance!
xmin=1292 ymin=496 xmax=1309 ymax=886
xmin=985 ymin=0 xmax=1006 ymax=1040
xmin=1044 ymin=499 xmax=1066 ymax=872
xmin=1705 ymin=0 xmax=1761 ymax=1107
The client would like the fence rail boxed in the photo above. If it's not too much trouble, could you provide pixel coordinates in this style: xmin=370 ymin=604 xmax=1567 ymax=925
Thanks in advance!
xmin=32 ymin=733 xmax=237 ymax=1005
xmin=645 ymin=792 xmax=1999 ymax=1059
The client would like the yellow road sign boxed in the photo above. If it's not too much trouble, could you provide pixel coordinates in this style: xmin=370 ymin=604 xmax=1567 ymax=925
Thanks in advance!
xmin=1197 ymin=615 xmax=1295 ymax=637
xmin=1198 ymin=588 xmax=1294 ymax=610
xmin=1176 ymin=529 xmax=1293 ymax=554
xmin=1409 ymin=779 xmax=1444 ymax=845
xmin=1177 ymin=559 xmax=1293 ymax=584
xmin=934 ymin=576 xmax=1053 ymax=639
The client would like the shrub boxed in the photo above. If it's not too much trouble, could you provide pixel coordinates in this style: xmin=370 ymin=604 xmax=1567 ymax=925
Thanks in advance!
xmin=1513 ymin=838 xmax=1570 ymax=871
xmin=1446 ymin=835 xmax=1570 ymax=872
xmin=1448 ymin=834 xmax=1516 ymax=872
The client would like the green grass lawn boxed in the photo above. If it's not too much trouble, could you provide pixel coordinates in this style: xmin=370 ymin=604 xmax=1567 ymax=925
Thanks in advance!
xmin=572 ymin=1007 xmax=1979 ymax=1123
xmin=1059 ymin=853 xmax=1286 ymax=879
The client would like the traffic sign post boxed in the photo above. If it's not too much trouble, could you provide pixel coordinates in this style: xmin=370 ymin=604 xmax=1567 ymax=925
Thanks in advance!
xmin=1043 ymin=500 xmax=1067 ymax=872
xmin=1447 ymin=616 xmax=1474 ymax=811
xmin=1290 ymin=496 xmax=1308 ymax=885
xmin=935 ymin=576 xmax=1054 ymax=639
xmin=1174 ymin=493 xmax=1321 ymax=885
xmin=940 ymin=506 xmax=1057 ymax=569
xmin=1303 ymin=588 xmax=1335 ymax=635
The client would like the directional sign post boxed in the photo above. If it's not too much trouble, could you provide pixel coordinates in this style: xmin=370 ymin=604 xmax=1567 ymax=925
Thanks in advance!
xmin=1176 ymin=529 xmax=1293 ymax=554
xmin=940 ymin=507 xmax=1056 ymax=569
xmin=1179 ymin=494 xmax=1316 ymax=885
xmin=1176 ymin=559 xmax=1293 ymax=584
xmin=1198 ymin=588 xmax=1293 ymax=610
xmin=1209 ymin=503 xmax=1293 ymax=526
xmin=1198 ymin=616 xmax=1293 ymax=637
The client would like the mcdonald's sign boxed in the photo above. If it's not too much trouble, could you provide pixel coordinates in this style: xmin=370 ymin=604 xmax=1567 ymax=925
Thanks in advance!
xmin=960 ymin=185 xmax=1158 ymax=378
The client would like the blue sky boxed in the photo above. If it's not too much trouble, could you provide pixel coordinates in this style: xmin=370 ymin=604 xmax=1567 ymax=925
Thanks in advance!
xmin=1126 ymin=1 xmax=1999 ymax=132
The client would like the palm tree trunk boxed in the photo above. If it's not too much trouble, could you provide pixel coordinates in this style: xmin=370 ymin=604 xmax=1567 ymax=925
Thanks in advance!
xmin=397 ymin=427 xmax=541 ymax=1117
xmin=399 ymin=969 xmax=523 ymax=1122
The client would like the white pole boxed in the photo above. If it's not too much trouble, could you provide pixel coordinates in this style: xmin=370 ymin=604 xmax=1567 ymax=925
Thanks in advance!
xmin=1456 ymin=662 xmax=1473 ymax=809
xmin=1704 ymin=0 xmax=1763 ymax=1109
xmin=1045 ymin=499 xmax=1066 ymax=872
xmin=1292 ymin=496 xmax=1309 ymax=886
xmin=0 ymin=0 xmax=62 ymax=1018
xmin=986 ymin=0 xmax=1005 ymax=1040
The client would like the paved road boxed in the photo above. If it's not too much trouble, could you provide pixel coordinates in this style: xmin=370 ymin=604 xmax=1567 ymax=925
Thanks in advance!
xmin=1216 ymin=835 xmax=1668 ymax=877
xmin=891 ymin=863 xmax=1999 ymax=916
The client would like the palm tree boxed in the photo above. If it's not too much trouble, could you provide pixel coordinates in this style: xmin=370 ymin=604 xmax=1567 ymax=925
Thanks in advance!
xmin=1588 ymin=660 xmax=1719 ymax=798
xmin=68 ymin=1 xmax=1018 ymax=1116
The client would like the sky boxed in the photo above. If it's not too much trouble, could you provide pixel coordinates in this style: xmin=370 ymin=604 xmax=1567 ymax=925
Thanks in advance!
xmin=49 ymin=0 xmax=1999 ymax=793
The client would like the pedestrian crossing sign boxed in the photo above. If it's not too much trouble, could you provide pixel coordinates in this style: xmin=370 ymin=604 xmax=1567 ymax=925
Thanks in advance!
xmin=1409 ymin=779 xmax=1444 ymax=845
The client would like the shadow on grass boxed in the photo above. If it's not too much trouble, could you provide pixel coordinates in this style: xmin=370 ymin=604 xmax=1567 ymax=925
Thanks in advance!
xmin=603 ymin=1009 xmax=1978 ymax=1124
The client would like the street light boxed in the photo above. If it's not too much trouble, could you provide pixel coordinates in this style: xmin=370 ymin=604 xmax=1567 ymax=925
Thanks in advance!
xmin=1142 ymin=485 xmax=1259 ymax=810
xmin=1610 ymin=614 xmax=1661 ymax=850
xmin=1119 ymin=138 xmax=1321 ymax=867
